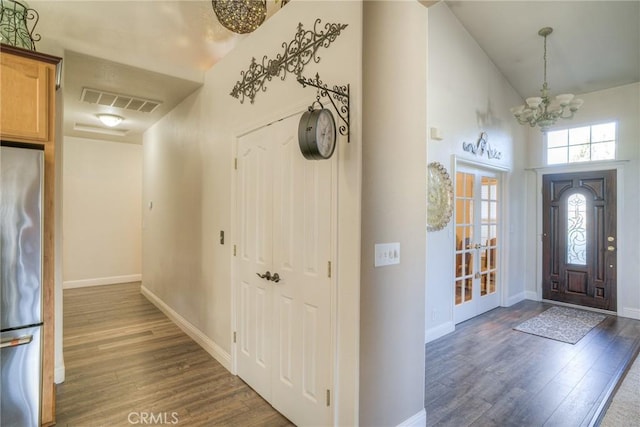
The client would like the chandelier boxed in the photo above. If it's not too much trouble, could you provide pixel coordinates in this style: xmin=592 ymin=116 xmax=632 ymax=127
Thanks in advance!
xmin=511 ymin=27 xmax=583 ymax=131
xmin=211 ymin=0 xmax=267 ymax=34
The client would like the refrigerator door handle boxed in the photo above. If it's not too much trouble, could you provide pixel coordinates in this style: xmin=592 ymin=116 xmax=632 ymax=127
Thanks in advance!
xmin=0 ymin=335 xmax=33 ymax=349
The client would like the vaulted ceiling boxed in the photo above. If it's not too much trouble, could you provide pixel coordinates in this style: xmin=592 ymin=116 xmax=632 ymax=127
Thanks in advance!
xmin=25 ymin=1 xmax=640 ymax=144
xmin=447 ymin=1 xmax=640 ymax=99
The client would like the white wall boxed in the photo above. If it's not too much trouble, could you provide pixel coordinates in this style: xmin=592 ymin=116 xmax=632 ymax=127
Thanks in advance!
xmin=142 ymin=2 xmax=362 ymax=424
xmin=524 ymin=82 xmax=640 ymax=319
xmin=62 ymin=137 xmax=142 ymax=287
xmin=425 ymin=2 xmax=528 ymax=342
xmin=360 ymin=2 xmax=427 ymax=425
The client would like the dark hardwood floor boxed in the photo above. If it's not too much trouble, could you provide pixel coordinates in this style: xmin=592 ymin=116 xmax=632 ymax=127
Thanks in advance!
xmin=56 ymin=282 xmax=293 ymax=427
xmin=425 ymin=300 xmax=640 ymax=427
xmin=57 ymin=284 xmax=639 ymax=426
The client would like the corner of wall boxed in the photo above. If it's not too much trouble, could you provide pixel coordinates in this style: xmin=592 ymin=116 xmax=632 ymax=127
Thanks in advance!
xmin=425 ymin=321 xmax=455 ymax=344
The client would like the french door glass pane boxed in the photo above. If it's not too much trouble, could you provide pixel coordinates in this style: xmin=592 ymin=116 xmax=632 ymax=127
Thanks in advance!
xmin=455 ymin=172 xmax=474 ymax=305
xmin=455 ymin=172 xmax=499 ymax=307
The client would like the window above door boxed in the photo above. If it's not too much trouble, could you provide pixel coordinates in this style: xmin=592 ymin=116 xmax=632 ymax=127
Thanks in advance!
xmin=546 ymin=122 xmax=617 ymax=165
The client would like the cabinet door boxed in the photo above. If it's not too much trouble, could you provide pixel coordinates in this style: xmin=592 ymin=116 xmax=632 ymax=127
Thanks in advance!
xmin=0 ymin=53 xmax=54 ymax=142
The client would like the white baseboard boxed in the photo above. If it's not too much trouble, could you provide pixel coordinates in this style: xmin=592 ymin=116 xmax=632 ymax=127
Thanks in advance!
xmin=505 ymin=292 xmax=526 ymax=307
xmin=63 ymin=274 xmax=141 ymax=289
xmin=425 ymin=321 xmax=454 ymax=344
xmin=140 ymin=285 xmax=232 ymax=373
xmin=54 ymin=364 xmax=65 ymax=384
xmin=621 ymin=307 xmax=640 ymax=320
xmin=525 ymin=290 xmax=539 ymax=301
xmin=397 ymin=408 xmax=426 ymax=427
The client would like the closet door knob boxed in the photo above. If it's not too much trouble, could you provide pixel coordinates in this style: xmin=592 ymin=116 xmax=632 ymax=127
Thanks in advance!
xmin=271 ymin=273 xmax=280 ymax=283
xmin=256 ymin=271 xmax=272 ymax=280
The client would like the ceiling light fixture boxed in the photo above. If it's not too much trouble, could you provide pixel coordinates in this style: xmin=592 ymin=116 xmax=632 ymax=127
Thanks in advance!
xmin=510 ymin=27 xmax=583 ymax=131
xmin=211 ymin=0 xmax=267 ymax=34
xmin=97 ymin=113 xmax=123 ymax=127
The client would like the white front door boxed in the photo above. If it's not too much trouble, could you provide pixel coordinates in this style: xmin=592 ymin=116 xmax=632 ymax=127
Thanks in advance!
xmin=236 ymin=114 xmax=333 ymax=425
xmin=454 ymin=167 xmax=501 ymax=324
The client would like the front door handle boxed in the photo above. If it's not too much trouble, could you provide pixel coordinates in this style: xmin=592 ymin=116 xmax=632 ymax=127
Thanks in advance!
xmin=256 ymin=271 xmax=272 ymax=280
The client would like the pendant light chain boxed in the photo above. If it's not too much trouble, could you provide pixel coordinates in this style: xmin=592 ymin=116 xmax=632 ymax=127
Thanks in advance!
xmin=542 ymin=31 xmax=548 ymax=92
xmin=510 ymin=26 xmax=583 ymax=131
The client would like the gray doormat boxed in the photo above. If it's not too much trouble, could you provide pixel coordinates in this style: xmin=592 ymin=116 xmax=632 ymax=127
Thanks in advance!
xmin=514 ymin=306 xmax=606 ymax=344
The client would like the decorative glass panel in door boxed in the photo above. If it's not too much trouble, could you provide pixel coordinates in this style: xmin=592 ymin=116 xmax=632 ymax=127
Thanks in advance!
xmin=454 ymin=167 xmax=501 ymax=324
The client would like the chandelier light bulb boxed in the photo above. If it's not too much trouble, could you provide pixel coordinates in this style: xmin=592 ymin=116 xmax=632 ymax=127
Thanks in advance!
xmin=511 ymin=27 xmax=583 ymax=131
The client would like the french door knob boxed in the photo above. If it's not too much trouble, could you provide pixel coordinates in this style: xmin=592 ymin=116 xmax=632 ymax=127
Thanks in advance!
xmin=607 ymin=246 xmax=615 ymax=252
xmin=256 ymin=271 xmax=272 ymax=280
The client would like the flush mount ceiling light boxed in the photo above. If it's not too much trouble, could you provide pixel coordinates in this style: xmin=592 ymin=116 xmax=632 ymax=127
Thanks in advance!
xmin=511 ymin=27 xmax=583 ymax=131
xmin=211 ymin=0 xmax=266 ymax=34
xmin=96 ymin=113 xmax=123 ymax=127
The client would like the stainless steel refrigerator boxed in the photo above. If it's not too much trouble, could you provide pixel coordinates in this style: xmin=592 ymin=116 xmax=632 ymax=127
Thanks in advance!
xmin=1 ymin=145 xmax=44 ymax=427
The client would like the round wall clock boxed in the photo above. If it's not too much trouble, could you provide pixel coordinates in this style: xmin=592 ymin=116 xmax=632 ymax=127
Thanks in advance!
xmin=427 ymin=161 xmax=453 ymax=232
xmin=298 ymin=108 xmax=337 ymax=160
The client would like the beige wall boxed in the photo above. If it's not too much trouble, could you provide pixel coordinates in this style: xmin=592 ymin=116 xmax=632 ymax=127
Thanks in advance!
xmin=142 ymin=1 xmax=362 ymax=424
xmin=62 ymin=137 xmax=142 ymax=287
xmin=425 ymin=2 xmax=528 ymax=342
xmin=360 ymin=1 xmax=427 ymax=425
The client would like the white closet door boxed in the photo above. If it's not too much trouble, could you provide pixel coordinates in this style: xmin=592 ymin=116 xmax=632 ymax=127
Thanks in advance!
xmin=236 ymin=115 xmax=332 ymax=426
xmin=237 ymin=122 xmax=274 ymax=400
xmin=271 ymin=115 xmax=332 ymax=425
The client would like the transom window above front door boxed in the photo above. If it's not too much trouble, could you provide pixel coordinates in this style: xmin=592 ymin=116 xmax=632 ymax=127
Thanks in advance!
xmin=546 ymin=122 xmax=617 ymax=165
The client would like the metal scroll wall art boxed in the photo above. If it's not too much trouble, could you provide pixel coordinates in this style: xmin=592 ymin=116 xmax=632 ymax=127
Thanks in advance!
xmin=230 ymin=19 xmax=348 ymax=104
xmin=0 ymin=0 xmax=40 ymax=51
xmin=462 ymin=132 xmax=502 ymax=160
xmin=298 ymin=73 xmax=350 ymax=142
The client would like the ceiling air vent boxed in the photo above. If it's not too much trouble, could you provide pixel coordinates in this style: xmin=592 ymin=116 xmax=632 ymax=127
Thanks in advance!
xmin=81 ymin=88 xmax=162 ymax=114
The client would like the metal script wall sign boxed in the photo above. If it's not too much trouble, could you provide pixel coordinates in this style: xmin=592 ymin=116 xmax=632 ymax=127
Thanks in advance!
xmin=462 ymin=132 xmax=502 ymax=160
xmin=230 ymin=19 xmax=348 ymax=104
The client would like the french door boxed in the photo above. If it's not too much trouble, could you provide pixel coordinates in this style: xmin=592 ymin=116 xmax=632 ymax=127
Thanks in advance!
xmin=542 ymin=170 xmax=617 ymax=310
xmin=236 ymin=114 xmax=333 ymax=426
xmin=454 ymin=167 xmax=501 ymax=324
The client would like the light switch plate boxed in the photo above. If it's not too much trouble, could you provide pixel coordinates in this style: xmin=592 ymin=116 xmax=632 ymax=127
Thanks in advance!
xmin=374 ymin=242 xmax=400 ymax=267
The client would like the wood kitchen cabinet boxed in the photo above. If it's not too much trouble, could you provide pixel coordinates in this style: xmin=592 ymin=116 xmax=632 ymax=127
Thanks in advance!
xmin=0 ymin=43 xmax=61 ymax=427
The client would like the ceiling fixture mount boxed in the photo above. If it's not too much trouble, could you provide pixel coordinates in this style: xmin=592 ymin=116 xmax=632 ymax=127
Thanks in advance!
xmin=511 ymin=27 xmax=583 ymax=131
xmin=211 ymin=0 xmax=266 ymax=34
xmin=97 ymin=113 xmax=123 ymax=128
